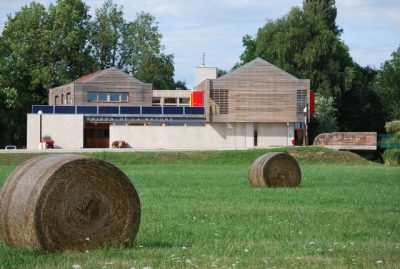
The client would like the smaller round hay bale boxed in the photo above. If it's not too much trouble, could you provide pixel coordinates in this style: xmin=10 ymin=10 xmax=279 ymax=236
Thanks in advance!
xmin=248 ymin=152 xmax=301 ymax=187
xmin=0 ymin=154 xmax=140 ymax=251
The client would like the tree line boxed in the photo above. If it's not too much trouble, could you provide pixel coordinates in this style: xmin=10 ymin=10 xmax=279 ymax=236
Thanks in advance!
xmin=0 ymin=0 xmax=399 ymax=147
xmin=236 ymin=0 xmax=399 ymax=141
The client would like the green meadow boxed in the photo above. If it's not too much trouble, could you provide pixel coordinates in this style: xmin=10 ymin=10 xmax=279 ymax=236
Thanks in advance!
xmin=0 ymin=148 xmax=399 ymax=268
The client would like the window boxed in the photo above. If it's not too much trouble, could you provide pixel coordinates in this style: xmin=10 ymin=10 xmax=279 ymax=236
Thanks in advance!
xmin=87 ymin=92 xmax=129 ymax=103
xmin=110 ymin=93 xmax=120 ymax=102
xmin=121 ymin=93 xmax=128 ymax=102
xmin=98 ymin=92 xmax=107 ymax=102
xmin=297 ymin=90 xmax=307 ymax=115
xmin=210 ymin=89 xmax=229 ymax=114
xmin=88 ymin=92 xmax=97 ymax=102
xmin=55 ymin=96 xmax=59 ymax=105
xmin=66 ymin=93 xmax=71 ymax=103
xmin=61 ymin=94 xmax=64 ymax=104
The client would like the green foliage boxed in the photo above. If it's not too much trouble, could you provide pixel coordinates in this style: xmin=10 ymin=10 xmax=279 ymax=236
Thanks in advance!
xmin=135 ymin=53 xmax=174 ymax=89
xmin=0 ymin=87 xmax=18 ymax=109
xmin=48 ymin=0 xmax=95 ymax=84
xmin=0 ymin=0 xmax=176 ymax=147
xmin=314 ymin=95 xmax=338 ymax=134
xmin=385 ymin=120 xmax=400 ymax=134
xmin=383 ymin=149 xmax=400 ymax=166
xmin=90 ymin=0 xmax=124 ymax=69
xmin=217 ymin=69 xmax=227 ymax=77
xmin=375 ymin=47 xmax=400 ymax=120
xmin=173 ymin=80 xmax=188 ymax=90
xmin=89 ymin=6 xmax=175 ymax=89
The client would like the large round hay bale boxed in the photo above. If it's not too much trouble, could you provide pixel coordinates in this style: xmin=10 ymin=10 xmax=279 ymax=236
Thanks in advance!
xmin=248 ymin=152 xmax=301 ymax=187
xmin=0 ymin=154 xmax=140 ymax=251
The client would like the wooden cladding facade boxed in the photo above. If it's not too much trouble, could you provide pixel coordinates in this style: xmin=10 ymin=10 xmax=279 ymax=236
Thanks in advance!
xmin=49 ymin=68 xmax=152 ymax=106
xmin=196 ymin=58 xmax=310 ymax=123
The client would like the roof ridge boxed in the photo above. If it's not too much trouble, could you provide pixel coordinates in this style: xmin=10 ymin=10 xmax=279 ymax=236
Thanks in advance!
xmin=74 ymin=67 xmax=115 ymax=83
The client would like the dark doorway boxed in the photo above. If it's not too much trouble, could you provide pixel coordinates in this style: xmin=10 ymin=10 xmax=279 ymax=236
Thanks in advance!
xmin=254 ymin=130 xmax=258 ymax=147
xmin=294 ymin=129 xmax=304 ymax=146
xmin=84 ymin=123 xmax=110 ymax=148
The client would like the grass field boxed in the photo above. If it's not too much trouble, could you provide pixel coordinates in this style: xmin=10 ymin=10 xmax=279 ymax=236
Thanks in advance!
xmin=0 ymin=147 xmax=399 ymax=268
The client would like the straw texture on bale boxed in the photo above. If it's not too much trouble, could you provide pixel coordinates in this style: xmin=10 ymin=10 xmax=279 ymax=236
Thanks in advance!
xmin=0 ymin=154 xmax=140 ymax=251
xmin=248 ymin=152 xmax=301 ymax=187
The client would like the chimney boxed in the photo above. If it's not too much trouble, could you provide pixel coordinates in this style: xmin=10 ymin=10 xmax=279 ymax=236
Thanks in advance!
xmin=195 ymin=52 xmax=217 ymax=87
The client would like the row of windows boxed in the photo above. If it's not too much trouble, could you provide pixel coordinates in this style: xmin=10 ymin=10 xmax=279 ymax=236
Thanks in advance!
xmin=87 ymin=92 xmax=129 ymax=103
xmin=55 ymin=93 xmax=72 ymax=105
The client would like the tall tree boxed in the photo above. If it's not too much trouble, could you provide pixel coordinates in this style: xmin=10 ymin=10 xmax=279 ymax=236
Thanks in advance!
xmin=375 ymin=47 xmax=400 ymax=121
xmin=90 ymin=0 xmax=124 ymax=69
xmin=0 ymin=2 xmax=51 ymax=146
xmin=135 ymin=53 xmax=174 ymax=89
xmin=0 ymin=0 xmax=97 ymax=147
xmin=90 ymin=4 xmax=175 ymax=88
xmin=120 ymin=12 xmax=162 ymax=74
xmin=48 ymin=0 xmax=95 ymax=84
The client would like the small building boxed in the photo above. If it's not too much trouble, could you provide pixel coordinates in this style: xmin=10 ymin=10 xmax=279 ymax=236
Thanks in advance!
xmin=27 ymin=58 xmax=311 ymax=150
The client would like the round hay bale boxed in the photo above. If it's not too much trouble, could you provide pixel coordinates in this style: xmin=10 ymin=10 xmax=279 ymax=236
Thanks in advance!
xmin=0 ymin=154 xmax=140 ymax=251
xmin=248 ymin=152 xmax=301 ymax=187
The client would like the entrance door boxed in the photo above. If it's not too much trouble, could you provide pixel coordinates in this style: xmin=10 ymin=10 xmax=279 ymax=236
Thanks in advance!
xmin=294 ymin=129 xmax=304 ymax=146
xmin=84 ymin=123 xmax=110 ymax=148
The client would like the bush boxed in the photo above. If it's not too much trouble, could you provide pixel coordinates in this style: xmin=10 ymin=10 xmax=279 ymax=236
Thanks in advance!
xmin=383 ymin=149 xmax=400 ymax=166
xmin=385 ymin=120 xmax=400 ymax=134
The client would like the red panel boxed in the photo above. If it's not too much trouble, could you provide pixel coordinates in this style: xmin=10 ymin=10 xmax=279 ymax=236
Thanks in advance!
xmin=191 ymin=91 xmax=203 ymax=107
xmin=310 ymin=90 xmax=315 ymax=116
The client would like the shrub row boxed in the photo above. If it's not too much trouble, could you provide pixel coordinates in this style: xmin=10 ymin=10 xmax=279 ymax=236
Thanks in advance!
xmin=383 ymin=149 xmax=400 ymax=166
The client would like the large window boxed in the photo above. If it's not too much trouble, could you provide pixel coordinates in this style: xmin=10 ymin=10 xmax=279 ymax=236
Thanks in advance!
xmin=210 ymin=89 xmax=229 ymax=114
xmin=296 ymin=90 xmax=307 ymax=115
xmin=87 ymin=92 xmax=129 ymax=103
xmin=66 ymin=93 xmax=72 ymax=103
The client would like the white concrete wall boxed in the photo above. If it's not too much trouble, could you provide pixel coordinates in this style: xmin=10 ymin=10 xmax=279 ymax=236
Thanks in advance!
xmin=27 ymin=114 xmax=84 ymax=149
xmin=26 ymin=115 xmax=294 ymax=150
xmin=195 ymin=67 xmax=217 ymax=87
xmin=258 ymin=122 xmax=294 ymax=147
xmin=110 ymin=122 xmax=294 ymax=150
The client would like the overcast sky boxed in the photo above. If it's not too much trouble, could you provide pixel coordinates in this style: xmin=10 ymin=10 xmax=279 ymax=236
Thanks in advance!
xmin=1 ymin=0 xmax=399 ymax=88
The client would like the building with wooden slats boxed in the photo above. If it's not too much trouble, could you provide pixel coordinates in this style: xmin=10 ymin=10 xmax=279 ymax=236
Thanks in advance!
xmin=27 ymin=57 xmax=311 ymax=150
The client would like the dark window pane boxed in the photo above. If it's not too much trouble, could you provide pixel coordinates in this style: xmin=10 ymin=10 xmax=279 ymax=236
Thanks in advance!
xmin=88 ymin=92 xmax=97 ymax=102
xmin=121 ymin=93 xmax=128 ymax=102
xmin=110 ymin=93 xmax=120 ymax=102
xmin=98 ymin=92 xmax=108 ymax=102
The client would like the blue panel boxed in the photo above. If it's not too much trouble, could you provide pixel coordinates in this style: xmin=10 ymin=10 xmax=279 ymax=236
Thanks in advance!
xmin=77 ymin=106 xmax=97 ymax=114
xmin=185 ymin=107 xmax=205 ymax=115
xmin=32 ymin=105 xmax=54 ymax=114
xmin=55 ymin=106 xmax=75 ymax=114
xmin=99 ymin=106 xmax=119 ymax=114
xmin=163 ymin=107 xmax=184 ymax=115
xmin=294 ymin=122 xmax=304 ymax=129
xmin=120 ymin=106 xmax=141 ymax=114
xmin=142 ymin=106 xmax=162 ymax=114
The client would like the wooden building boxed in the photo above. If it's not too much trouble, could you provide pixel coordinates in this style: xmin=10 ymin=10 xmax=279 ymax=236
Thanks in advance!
xmin=27 ymin=58 xmax=311 ymax=150
xmin=48 ymin=67 xmax=152 ymax=106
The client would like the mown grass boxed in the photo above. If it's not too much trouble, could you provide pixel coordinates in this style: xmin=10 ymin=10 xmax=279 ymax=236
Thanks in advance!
xmin=0 ymin=149 xmax=399 ymax=268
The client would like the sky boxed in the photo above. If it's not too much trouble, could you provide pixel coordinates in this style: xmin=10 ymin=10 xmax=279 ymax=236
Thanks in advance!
xmin=0 ymin=0 xmax=399 ymax=88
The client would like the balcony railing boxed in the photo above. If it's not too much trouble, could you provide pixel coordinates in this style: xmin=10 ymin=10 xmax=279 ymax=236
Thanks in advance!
xmin=32 ymin=105 xmax=205 ymax=116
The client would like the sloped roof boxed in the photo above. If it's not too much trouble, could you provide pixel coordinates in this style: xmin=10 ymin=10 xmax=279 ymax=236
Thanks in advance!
xmin=74 ymin=67 xmax=114 ymax=82
xmin=215 ymin=57 xmax=300 ymax=82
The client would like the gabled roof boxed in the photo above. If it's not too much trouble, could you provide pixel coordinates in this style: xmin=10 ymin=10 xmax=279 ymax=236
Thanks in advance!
xmin=74 ymin=67 xmax=114 ymax=82
xmin=216 ymin=57 xmax=300 ymax=82
xmin=73 ymin=67 xmax=146 ymax=84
